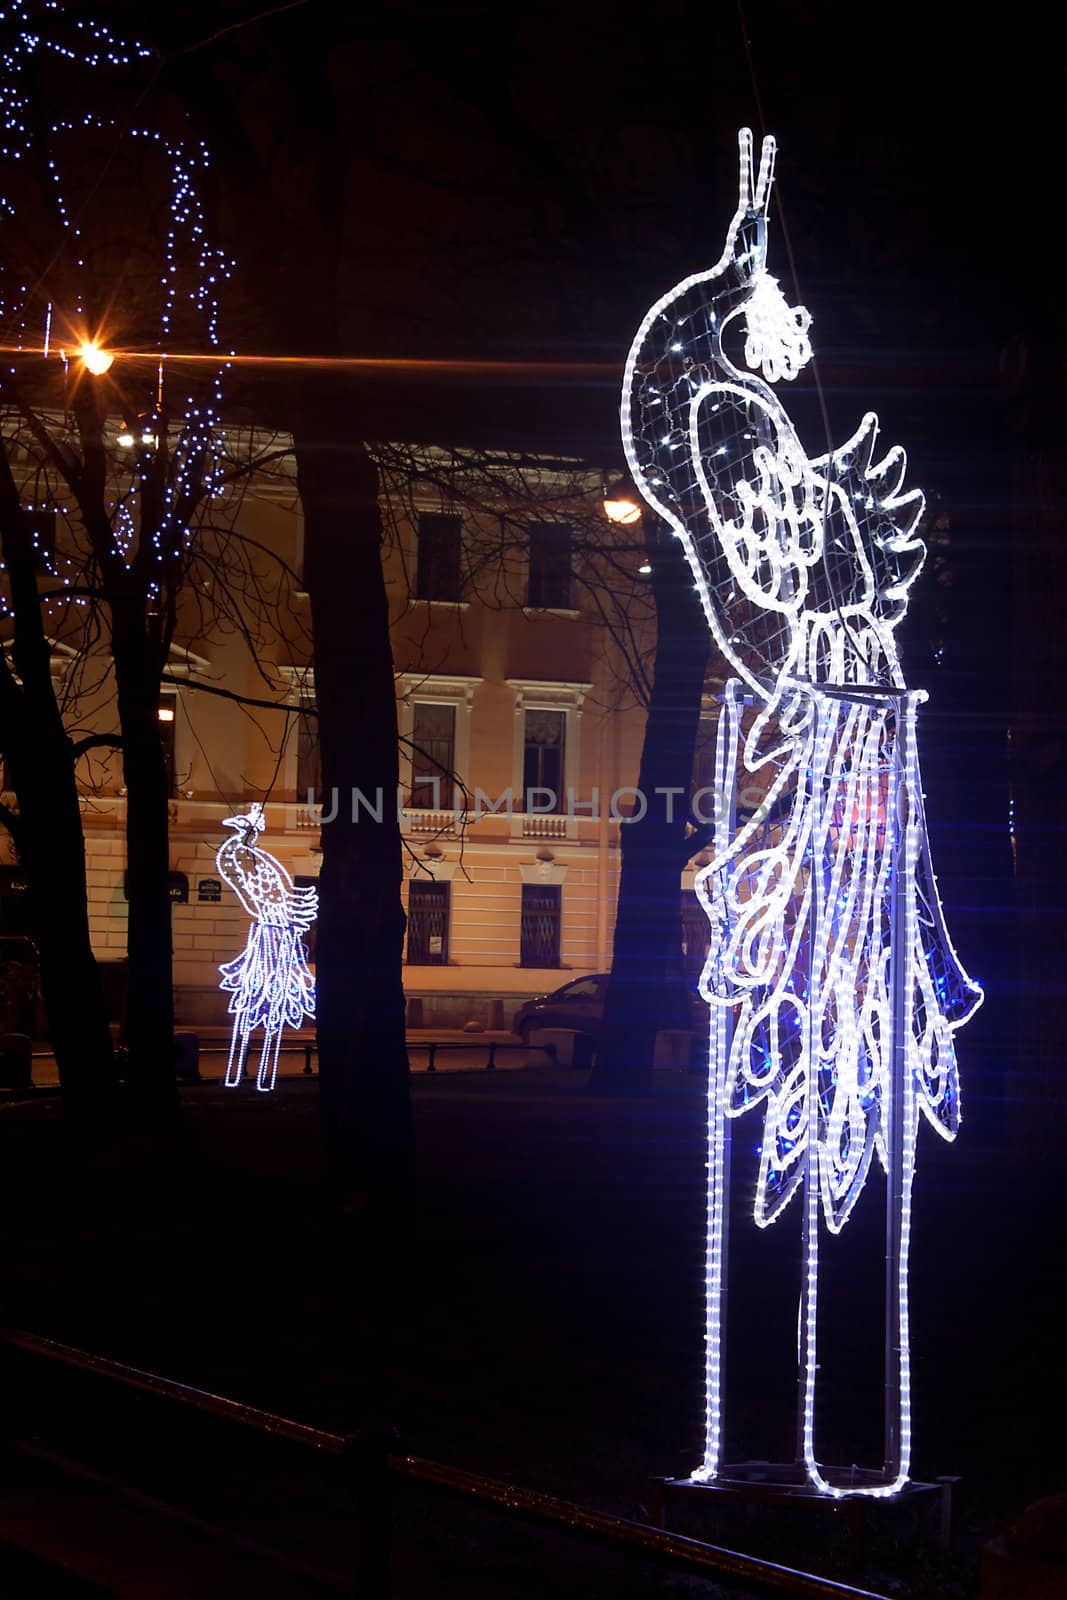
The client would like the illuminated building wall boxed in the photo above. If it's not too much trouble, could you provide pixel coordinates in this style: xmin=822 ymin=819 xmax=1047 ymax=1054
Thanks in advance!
xmin=1 ymin=433 xmax=651 ymax=1027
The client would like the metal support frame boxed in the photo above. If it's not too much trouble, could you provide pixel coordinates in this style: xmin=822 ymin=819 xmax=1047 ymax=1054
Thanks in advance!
xmin=883 ymin=695 xmax=912 ymax=1483
xmin=697 ymin=683 xmax=929 ymax=1499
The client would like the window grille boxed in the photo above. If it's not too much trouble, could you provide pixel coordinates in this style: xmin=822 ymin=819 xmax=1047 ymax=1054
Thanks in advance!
xmin=409 ymin=702 xmax=456 ymax=809
xmin=520 ymin=883 xmax=561 ymax=968
xmin=407 ymin=879 xmax=450 ymax=964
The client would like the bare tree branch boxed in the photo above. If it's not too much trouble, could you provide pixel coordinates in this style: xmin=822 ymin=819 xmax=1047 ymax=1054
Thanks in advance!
xmin=72 ymin=732 xmax=124 ymax=758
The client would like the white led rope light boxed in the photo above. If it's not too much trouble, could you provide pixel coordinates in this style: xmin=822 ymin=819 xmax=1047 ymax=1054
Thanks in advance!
xmin=691 ymin=677 xmax=742 ymax=1483
xmin=624 ymin=129 xmax=982 ymax=1496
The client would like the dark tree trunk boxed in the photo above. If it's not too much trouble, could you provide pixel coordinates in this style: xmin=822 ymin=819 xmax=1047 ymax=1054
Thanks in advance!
xmin=591 ymin=526 xmax=709 ymax=1094
xmin=0 ymin=449 xmax=116 ymax=1112
xmin=298 ymin=422 xmax=414 ymax=1211
xmin=9 ymin=742 xmax=118 ymax=1113
xmin=113 ymin=608 xmax=178 ymax=1121
xmin=166 ymin=25 xmax=417 ymax=1204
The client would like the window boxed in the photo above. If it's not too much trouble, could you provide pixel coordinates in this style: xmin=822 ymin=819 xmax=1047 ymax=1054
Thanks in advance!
xmin=398 ymin=674 xmax=479 ymax=818
xmin=158 ymin=693 xmax=177 ymax=798
xmin=409 ymin=701 xmax=456 ymax=810
xmin=527 ymin=522 xmax=572 ymax=609
xmin=407 ymin=880 xmax=450 ymax=964
xmin=296 ymin=693 xmax=321 ymax=803
xmin=415 ymin=512 xmax=462 ymax=602
xmin=520 ymin=884 xmax=561 ymax=968
xmin=523 ymin=708 xmax=565 ymax=814
xmin=557 ymin=975 xmax=605 ymax=1001
xmin=278 ymin=668 xmax=320 ymax=806
xmin=506 ymin=680 xmax=591 ymax=838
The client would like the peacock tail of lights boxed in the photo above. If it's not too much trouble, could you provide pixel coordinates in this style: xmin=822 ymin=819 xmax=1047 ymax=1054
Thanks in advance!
xmin=622 ymin=129 xmax=981 ymax=1496
xmin=216 ymin=803 xmax=317 ymax=1094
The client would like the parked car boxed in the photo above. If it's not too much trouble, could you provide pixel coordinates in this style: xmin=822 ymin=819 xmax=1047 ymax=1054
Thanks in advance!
xmin=512 ymin=974 xmax=610 ymax=1044
xmin=513 ymin=972 xmax=707 ymax=1050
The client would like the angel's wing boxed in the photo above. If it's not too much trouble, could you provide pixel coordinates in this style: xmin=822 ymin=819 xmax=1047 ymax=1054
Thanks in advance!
xmin=627 ymin=349 xmax=927 ymax=703
xmin=812 ymin=413 xmax=926 ymax=631
xmin=688 ymin=381 xmax=824 ymax=688
xmin=626 ymin=366 xmax=825 ymax=694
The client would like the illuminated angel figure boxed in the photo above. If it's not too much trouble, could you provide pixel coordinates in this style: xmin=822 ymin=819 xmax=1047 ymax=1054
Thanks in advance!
xmin=216 ymin=802 xmax=317 ymax=1093
xmin=623 ymin=130 xmax=982 ymax=1496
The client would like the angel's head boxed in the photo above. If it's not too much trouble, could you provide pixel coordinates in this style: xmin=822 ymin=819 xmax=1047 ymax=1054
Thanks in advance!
xmin=222 ymin=801 xmax=266 ymax=846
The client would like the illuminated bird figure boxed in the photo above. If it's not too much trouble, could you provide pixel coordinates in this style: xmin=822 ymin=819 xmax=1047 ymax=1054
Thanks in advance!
xmin=622 ymin=130 xmax=982 ymax=1495
xmin=216 ymin=802 xmax=317 ymax=1093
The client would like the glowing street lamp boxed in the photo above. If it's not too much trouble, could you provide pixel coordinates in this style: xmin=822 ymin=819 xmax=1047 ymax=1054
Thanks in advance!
xmin=602 ymin=477 xmax=642 ymax=525
xmin=78 ymin=341 xmax=114 ymax=376
xmin=603 ymin=476 xmax=651 ymax=571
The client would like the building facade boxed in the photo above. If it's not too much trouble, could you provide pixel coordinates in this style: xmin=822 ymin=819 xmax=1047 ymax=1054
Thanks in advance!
xmin=3 ymin=434 xmax=657 ymax=1030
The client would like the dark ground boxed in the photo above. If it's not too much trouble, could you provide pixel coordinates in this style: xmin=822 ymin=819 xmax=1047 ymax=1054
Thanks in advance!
xmin=0 ymin=1066 xmax=1063 ymax=1596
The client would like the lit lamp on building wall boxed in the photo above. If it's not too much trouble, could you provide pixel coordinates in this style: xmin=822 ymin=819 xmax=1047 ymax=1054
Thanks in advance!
xmin=602 ymin=476 xmax=642 ymax=526
xmin=602 ymin=476 xmax=652 ymax=573
xmin=77 ymin=340 xmax=114 ymax=376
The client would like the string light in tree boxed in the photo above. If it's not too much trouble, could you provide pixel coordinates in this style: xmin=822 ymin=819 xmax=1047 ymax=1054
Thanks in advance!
xmin=0 ymin=1 xmax=234 ymax=624
xmin=216 ymin=803 xmax=317 ymax=1094
xmin=622 ymin=128 xmax=982 ymax=1498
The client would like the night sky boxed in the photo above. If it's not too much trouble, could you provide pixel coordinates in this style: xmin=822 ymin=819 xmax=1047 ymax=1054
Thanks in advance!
xmin=148 ymin=3 xmax=1059 ymax=443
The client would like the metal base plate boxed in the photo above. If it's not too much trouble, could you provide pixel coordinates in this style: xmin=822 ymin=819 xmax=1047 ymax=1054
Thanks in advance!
xmin=648 ymin=1464 xmax=957 ymax=1550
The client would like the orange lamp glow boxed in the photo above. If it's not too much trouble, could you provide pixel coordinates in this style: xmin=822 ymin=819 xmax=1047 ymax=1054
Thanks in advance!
xmin=603 ymin=495 xmax=642 ymax=526
xmin=79 ymin=341 xmax=114 ymax=376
